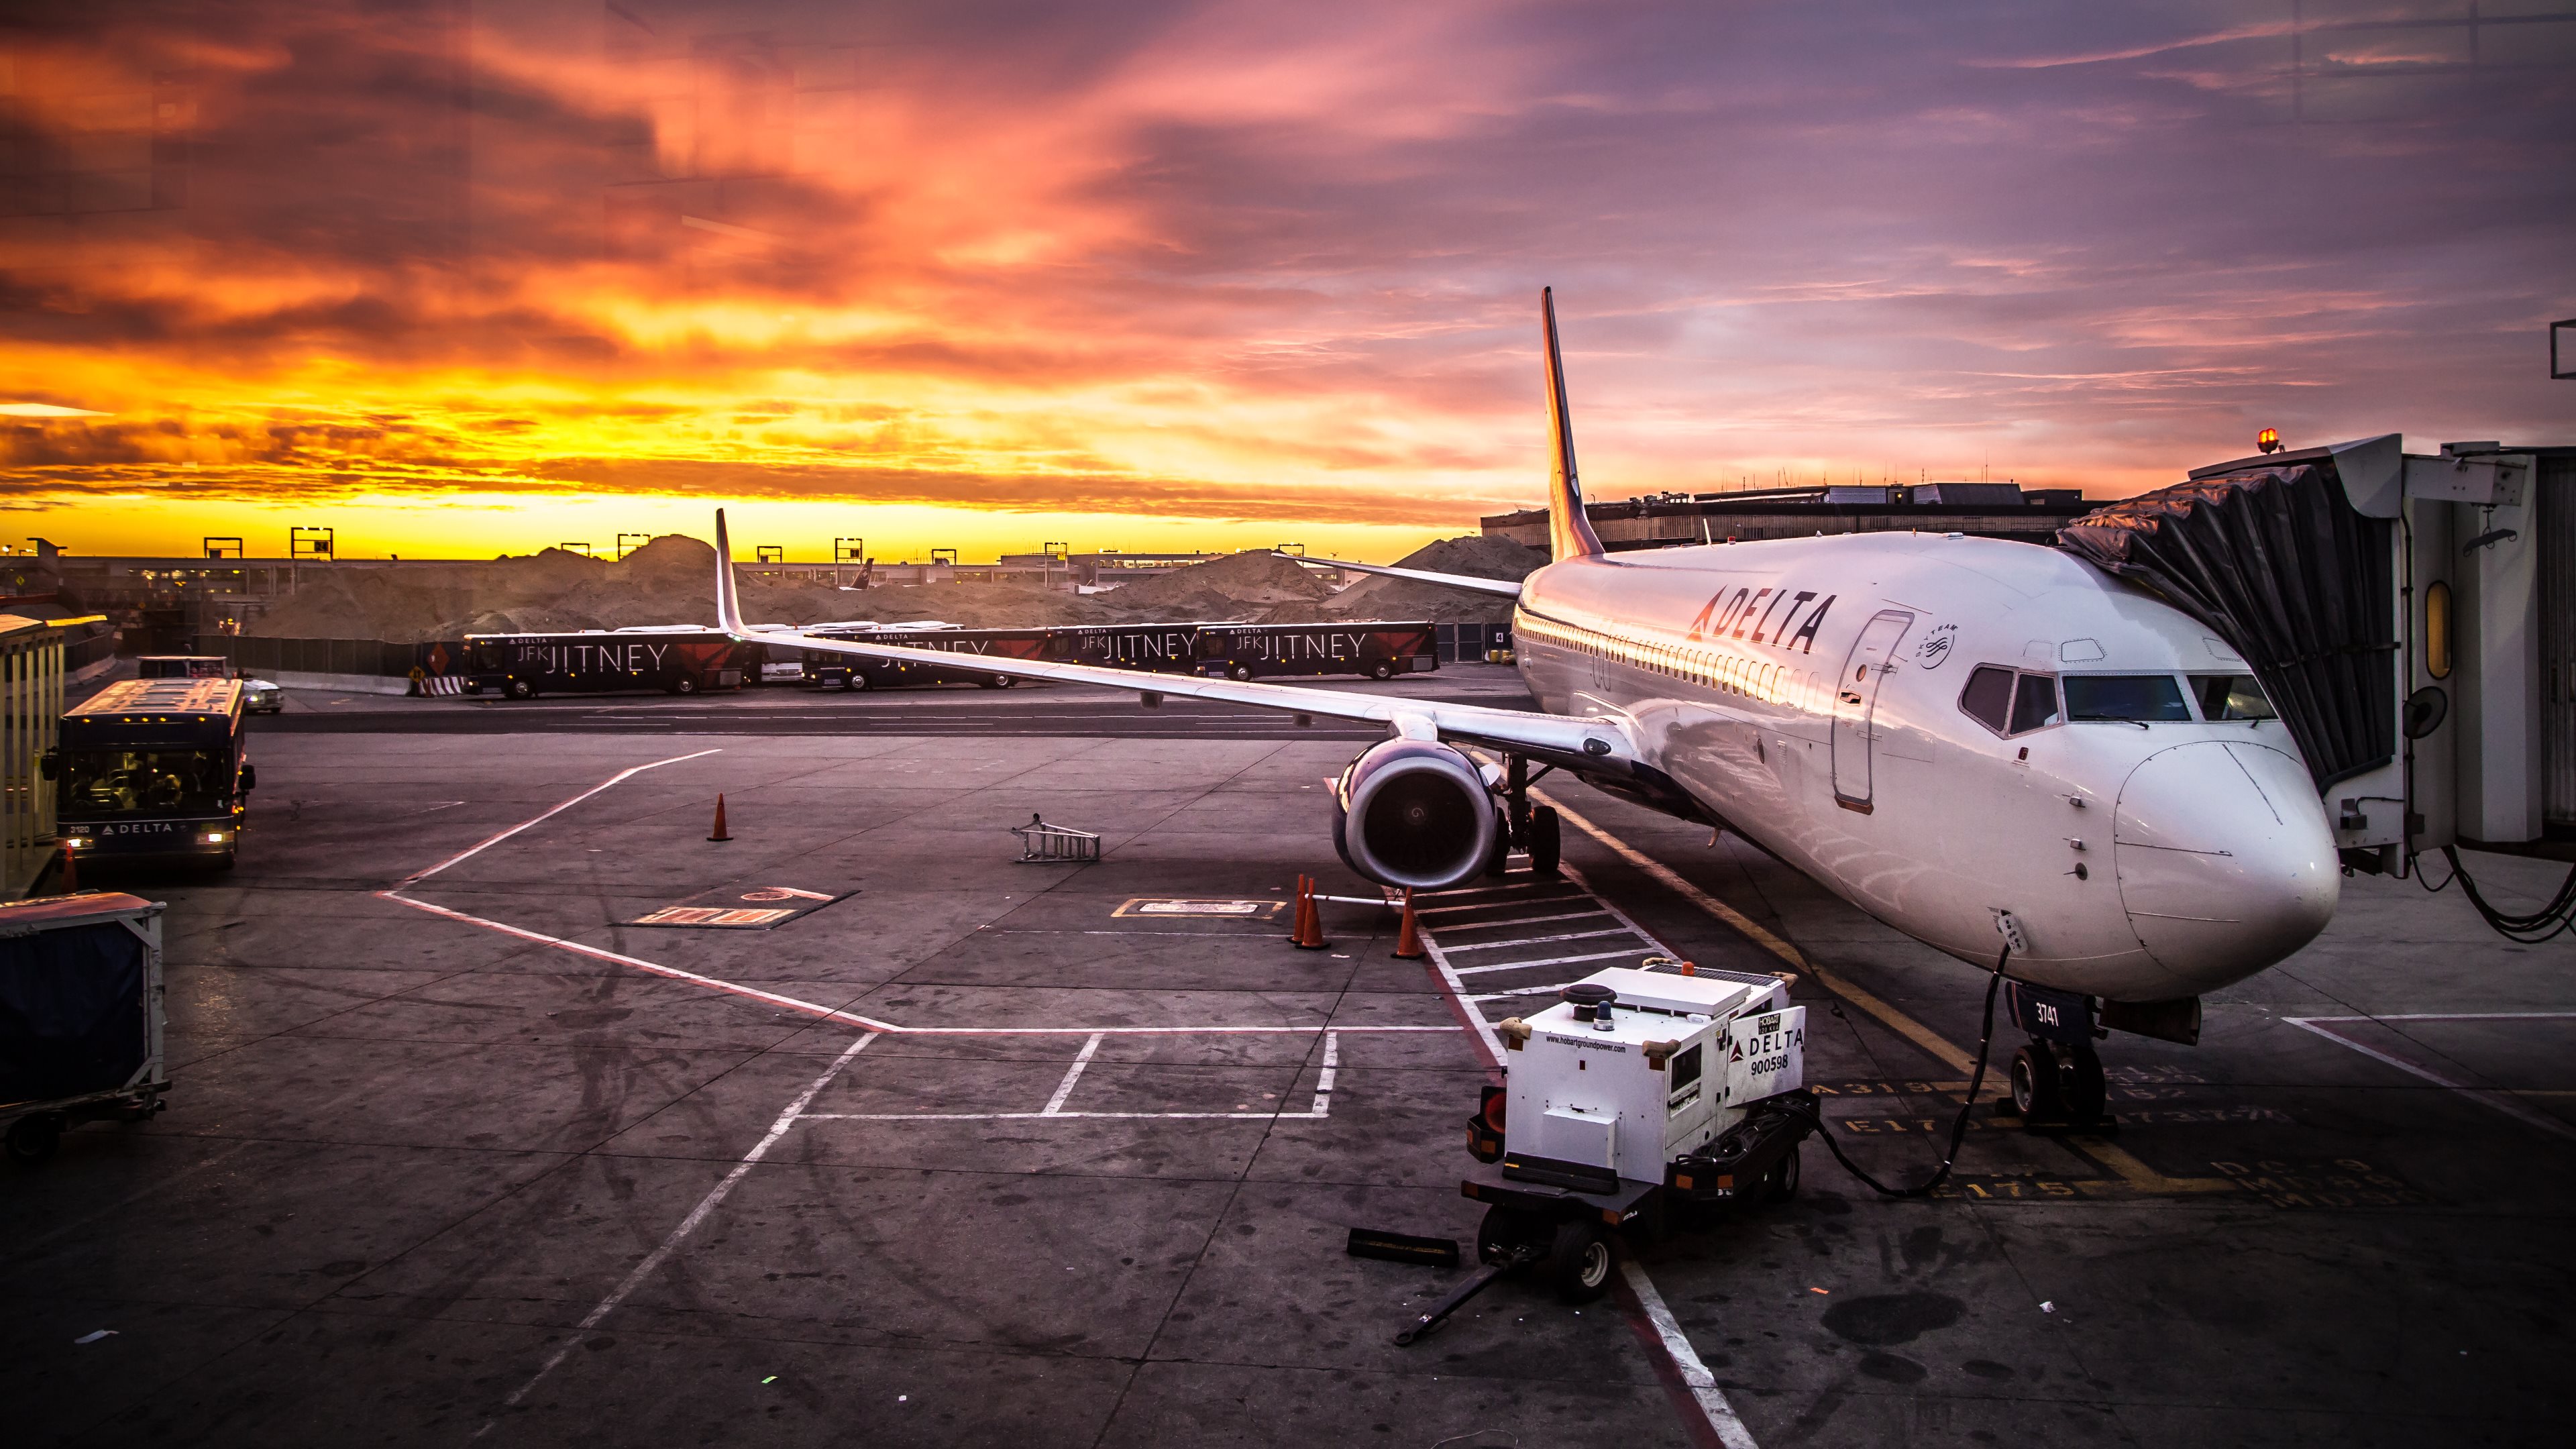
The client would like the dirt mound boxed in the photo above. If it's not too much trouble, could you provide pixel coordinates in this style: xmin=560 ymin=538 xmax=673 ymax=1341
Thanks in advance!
xmin=841 ymin=582 xmax=1124 ymax=629
xmin=244 ymin=533 xmax=1538 ymax=641
xmin=1094 ymin=551 xmax=1336 ymax=622
xmin=1307 ymin=535 xmax=1546 ymax=623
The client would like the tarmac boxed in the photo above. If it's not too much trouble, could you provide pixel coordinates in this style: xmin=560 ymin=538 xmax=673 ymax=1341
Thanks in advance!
xmin=4 ymin=680 xmax=2571 ymax=1447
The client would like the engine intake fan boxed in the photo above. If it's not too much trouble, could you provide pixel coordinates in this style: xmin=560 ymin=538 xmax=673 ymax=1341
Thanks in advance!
xmin=1332 ymin=739 xmax=1499 ymax=891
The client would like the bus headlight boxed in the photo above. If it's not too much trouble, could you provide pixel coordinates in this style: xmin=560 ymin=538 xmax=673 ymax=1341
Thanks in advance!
xmin=64 ymin=837 xmax=89 ymax=849
xmin=203 ymin=831 xmax=230 ymax=843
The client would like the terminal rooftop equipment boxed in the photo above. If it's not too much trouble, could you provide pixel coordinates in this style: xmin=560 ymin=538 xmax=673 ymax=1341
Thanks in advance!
xmin=51 ymin=677 xmax=255 ymax=869
xmin=1391 ymin=963 xmax=1814 ymax=1340
xmin=0 ymin=892 xmax=167 ymax=1165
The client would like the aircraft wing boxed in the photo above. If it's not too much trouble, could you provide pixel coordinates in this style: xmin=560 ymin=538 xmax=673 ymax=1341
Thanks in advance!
xmin=1277 ymin=553 xmax=1526 ymax=598
xmin=714 ymin=511 xmax=1633 ymax=770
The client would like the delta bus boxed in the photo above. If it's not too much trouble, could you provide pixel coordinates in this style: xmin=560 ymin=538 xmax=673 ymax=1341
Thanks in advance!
xmin=52 ymin=676 xmax=256 ymax=869
xmin=796 ymin=625 xmax=1048 ymax=690
xmin=464 ymin=629 xmax=756 ymax=699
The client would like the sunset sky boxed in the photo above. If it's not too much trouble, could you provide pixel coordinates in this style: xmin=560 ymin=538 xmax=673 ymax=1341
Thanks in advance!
xmin=3 ymin=1 xmax=2571 ymax=563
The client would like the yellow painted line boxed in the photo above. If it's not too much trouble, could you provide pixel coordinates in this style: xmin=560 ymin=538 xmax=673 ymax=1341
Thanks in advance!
xmin=1538 ymin=790 xmax=2236 ymax=1193
xmin=2066 ymin=1136 xmax=2239 ymax=1193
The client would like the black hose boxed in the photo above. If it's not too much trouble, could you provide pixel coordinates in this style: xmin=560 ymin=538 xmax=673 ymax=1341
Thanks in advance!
xmin=1801 ymin=945 xmax=2010 ymax=1199
xmin=2432 ymin=845 xmax=2576 ymax=944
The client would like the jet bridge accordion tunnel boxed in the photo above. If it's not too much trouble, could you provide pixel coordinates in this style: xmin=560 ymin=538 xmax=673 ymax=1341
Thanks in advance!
xmin=2058 ymin=435 xmax=2576 ymax=943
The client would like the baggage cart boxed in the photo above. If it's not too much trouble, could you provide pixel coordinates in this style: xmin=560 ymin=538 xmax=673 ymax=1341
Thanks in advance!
xmin=0 ymin=892 xmax=168 ymax=1165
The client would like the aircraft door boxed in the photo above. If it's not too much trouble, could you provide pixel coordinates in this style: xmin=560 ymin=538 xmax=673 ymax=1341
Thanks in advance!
xmin=1830 ymin=610 xmax=1915 ymax=812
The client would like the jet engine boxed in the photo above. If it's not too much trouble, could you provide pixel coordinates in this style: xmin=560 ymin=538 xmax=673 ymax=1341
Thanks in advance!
xmin=1332 ymin=739 xmax=1501 ymax=891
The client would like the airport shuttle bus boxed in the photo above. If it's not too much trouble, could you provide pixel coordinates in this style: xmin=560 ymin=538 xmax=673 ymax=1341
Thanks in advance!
xmin=1195 ymin=623 xmax=1437 ymax=681
xmin=463 ymin=629 xmax=752 ymax=699
xmin=53 ymin=677 xmax=255 ymax=869
xmin=799 ymin=626 xmax=1050 ymax=690
xmin=794 ymin=622 xmax=1442 ymax=690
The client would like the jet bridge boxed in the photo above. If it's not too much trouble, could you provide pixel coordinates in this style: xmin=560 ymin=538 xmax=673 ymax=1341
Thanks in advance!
xmin=2059 ymin=435 xmax=2573 ymax=940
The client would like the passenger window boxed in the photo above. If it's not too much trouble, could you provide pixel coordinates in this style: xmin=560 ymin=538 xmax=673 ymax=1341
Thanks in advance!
xmin=1960 ymin=666 xmax=2012 ymax=733
xmin=1670 ymin=1043 xmax=1703 ymax=1090
xmin=2063 ymin=674 xmax=2190 ymax=722
xmin=2010 ymin=673 xmax=2061 ymax=733
xmin=2191 ymin=674 xmax=2275 ymax=720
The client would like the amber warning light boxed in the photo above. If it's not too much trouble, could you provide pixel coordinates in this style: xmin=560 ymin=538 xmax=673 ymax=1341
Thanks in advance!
xmin=2256 ymin=427 xmax=2282 ymax=454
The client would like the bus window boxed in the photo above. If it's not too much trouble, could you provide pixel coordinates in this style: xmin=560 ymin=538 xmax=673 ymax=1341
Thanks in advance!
xmin=62 ymin=749 xmax=231 ymax=816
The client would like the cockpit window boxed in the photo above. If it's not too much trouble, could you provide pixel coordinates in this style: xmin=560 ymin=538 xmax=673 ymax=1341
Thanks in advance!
xmin=2010 ymin=673 xmax=2061 ymax=733
xmin=1960 ymin=665 xmax=2059 ymax=737
xmin=2191 ymin=674 xmax=2276 ymax=720
xmin=1960 ymin=666 xmax=2012 ymax=733
xmin=2063 ymin=674 xmax=2191 ymax=722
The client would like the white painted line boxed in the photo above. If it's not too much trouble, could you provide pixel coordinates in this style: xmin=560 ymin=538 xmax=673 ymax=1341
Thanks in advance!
xmin=2284 ymin=1017 xmax=2576 ymax=1144
xmin=382 ymin=893 xmax=901 ymax=1030
xmin=398 ymin=748 xmax=720 ymax=888
xmin=1619 ymin=1257 xmax=1761 ymax=1449
xmin=802 ymin=1110 xmax=1328 ymax=1122
xmin=1417 ymin=894 xmax=1591 ymax=917
xmin=1560 ymin=863 xmax=1686 ymax=959
xmin=1428 ymin=908 xmax=1614 ymax=931
xmin=2290 ymin=1012 xmax=2576 ymax=1022
xmin=1451 ymin=947 xmax=1652 ymax=977
xmin=1408 ymin=911 xmax=1507 ymax=1063
xmin=1444 ymin=926 xmax=1635 ymax=952
xmin=1415 ymin=881 xmax=1560 ymax=902
xmin=1311 ymin=1031 xmax=1339 ymax=1116
xmin=474 ymin=1032 xmax=876 ymax=1438
xmin=1044 ymin=1033 xmax=1105 ymax=1114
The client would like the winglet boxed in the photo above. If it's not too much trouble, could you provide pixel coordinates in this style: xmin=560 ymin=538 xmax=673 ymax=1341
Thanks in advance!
xmin=1542 ymin=287 xmax=1606 ymax=563
xmin=713 ymin=509 xmax=747 ymax=636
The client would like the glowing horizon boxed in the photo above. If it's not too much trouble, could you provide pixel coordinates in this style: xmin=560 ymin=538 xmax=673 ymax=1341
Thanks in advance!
xmin=4 ymin=3 xmax=2569 ymax=563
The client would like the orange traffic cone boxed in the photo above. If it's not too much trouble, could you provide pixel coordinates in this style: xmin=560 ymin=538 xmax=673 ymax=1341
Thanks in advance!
xmin=1391 ymin=888 xmax=1425 ymax=960
xmin=708 ymin=794 xmax=733 ymax=842
xmin=57 ymin=839 xmax=76 ymax=894
xmin=1291 ymin=874 xmax=1330 ymax=950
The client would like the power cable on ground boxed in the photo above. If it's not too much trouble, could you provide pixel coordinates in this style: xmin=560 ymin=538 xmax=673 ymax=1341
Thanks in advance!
xmin=1800 ymin=944 xmax=2010 ymax=1199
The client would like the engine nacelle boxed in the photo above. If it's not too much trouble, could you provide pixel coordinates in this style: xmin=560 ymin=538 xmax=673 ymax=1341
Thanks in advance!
xmin=1332 ymin=739 xmax=1500 ymax=891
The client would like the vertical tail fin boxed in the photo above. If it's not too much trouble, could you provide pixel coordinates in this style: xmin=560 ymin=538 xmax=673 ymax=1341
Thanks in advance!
xmin=1541 ymin=287 xmax=1605 ymax=561
xmin=712 ymin=509 xmax=748 ymax=635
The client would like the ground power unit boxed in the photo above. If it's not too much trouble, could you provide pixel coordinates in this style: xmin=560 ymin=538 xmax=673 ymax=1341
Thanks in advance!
xmin=1458 ymin=965 xmax=1817 ymax=1304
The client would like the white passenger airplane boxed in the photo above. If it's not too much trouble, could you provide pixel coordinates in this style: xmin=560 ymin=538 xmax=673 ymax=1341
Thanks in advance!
xmin=714 ymin=290 xmax=2337 ymax=1080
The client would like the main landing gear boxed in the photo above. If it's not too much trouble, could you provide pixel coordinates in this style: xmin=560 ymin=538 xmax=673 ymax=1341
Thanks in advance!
xmin=1489 ymin=755 xmax=1562 ymax=879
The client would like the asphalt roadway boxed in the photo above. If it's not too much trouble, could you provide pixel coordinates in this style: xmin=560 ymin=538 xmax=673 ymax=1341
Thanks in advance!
xmin=4 ymin=682 xmax=2572 ymax=1447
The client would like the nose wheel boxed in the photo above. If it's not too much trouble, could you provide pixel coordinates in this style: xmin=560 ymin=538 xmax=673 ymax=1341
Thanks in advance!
xmin=2005 ymin=1039 xmax=2110 ymax=1130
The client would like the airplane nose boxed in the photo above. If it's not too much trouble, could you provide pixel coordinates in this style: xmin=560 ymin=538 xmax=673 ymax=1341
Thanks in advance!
xmin=2112 ymin=741 xmax=2339 ymax=991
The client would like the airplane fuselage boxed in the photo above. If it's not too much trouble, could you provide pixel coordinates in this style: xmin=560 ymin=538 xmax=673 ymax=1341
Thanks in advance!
xmin=1510 ymin=530 xmax=2339 ymax=1002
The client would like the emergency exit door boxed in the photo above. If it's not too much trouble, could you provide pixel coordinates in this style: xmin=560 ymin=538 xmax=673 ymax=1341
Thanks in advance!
xmin=1831 ymin=610 xmax=1914 ymax=812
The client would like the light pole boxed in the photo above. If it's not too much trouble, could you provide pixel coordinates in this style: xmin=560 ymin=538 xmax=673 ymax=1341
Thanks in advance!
xmin=616 ymin=533 xmax=649 ymax=561
xmin=834 ymin=537 xmax=865 ymax=588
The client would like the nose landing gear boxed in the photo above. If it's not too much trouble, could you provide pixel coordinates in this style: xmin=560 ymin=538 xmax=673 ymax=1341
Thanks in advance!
xmin=1996 ymin=982 xmax=2114 ymax=1132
